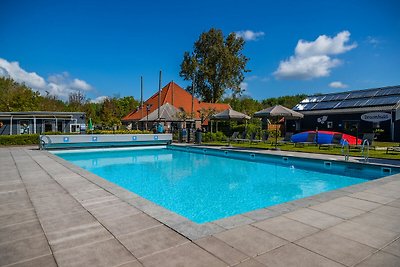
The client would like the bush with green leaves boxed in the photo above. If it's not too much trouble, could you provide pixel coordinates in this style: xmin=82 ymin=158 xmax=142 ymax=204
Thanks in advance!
xmin=0 ymin=134 xmax=39 ymax=146
xmin=202 ymin=131 xmax=227 ymax=142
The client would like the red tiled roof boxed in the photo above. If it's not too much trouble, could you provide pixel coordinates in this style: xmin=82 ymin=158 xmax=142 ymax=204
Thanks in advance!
xmin=122 ymin=81 xmax=230 ymax=121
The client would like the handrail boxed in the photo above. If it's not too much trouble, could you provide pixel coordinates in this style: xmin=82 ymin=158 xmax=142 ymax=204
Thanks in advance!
xmin=341 ymin=139 xmax=349 ymax=161
xmin=361 ymin=139 xmax=370 ymax=163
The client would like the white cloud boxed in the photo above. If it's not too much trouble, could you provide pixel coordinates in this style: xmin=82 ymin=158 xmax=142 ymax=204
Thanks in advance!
xmin=235 ymin=30 xmax=265 ymax=41
xmin=366 ymin=36 xmax=381 ymax=48
xmin=0 ymin=58 xmax=93 ymax=98
xmin=274 ymin=31 xmax=357 ymax=80
xmin=0 ymin=58 xmax=46 ymax=89
xmin=90 ymin=96 xmax=108 ymax=103
xmin=329 ymin=81 xmax=348 ymax=88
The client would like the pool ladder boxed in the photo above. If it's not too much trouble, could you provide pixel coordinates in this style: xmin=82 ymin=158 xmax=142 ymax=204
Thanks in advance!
xmin=341 ymin=139 xmax=349 ymax=161
xmin=361 ymin=139 xmax=370 ymax=163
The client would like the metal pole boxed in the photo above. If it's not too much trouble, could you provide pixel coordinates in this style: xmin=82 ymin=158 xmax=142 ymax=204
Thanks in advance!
xmin=191 ymin=75 xmax=195 ymax=119
xmin=158 ymin=70 xmax=161 ymax=122
xmin=140 ymin=76 xmax=144 ymax=130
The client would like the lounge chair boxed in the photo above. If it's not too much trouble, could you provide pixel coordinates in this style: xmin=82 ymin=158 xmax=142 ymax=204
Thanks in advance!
xmin=228 ymin=132 xmax=239 ymax=142
xmin=294 ymin=132 xmax=316 ymax=147
xmin=386 ymin=145 xmax=400 ymax=154
xmin=319 ymin=133 xmax=343 ymax=149
xmin=277 ymin=132 xmax=293 ymax=145
xmin=249 ymin=132 xmax=268 ymax=144
xmin=236 ymin=132 xmax=249 ymax=142
xmin=351 ymin=133 xmax=375 ymax=149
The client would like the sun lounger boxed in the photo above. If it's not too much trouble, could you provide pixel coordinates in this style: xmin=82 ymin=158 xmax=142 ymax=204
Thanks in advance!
xmin=294 ymin=132 xmax=316 ymax=147
xmin=249 ymin=132 xmax=269 ymax=144
xmin=277 ymin=132 xmax=293 ymax=145
xmin=351 ymin=133 xmax=375 ymax=149
xmin=229 ymin=132 xmax=239 ymax=142
xmin=386 ymin=145 xmax=400 ymax=154
xmin=236 ymin=132 xmax=249 ymax=142
xmin=319 ymin=133 xmax=343 ymax=149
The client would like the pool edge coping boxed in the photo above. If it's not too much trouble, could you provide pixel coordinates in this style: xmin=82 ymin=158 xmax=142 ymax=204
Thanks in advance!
xmin=44 ymin=146 xmax=400 ymax=241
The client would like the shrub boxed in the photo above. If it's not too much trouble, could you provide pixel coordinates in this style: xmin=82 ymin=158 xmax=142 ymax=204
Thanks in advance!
xmin=0 ymin=134 xmax=39 ymax=146
xmin=202 ymin=131 xmax=227 ymax=142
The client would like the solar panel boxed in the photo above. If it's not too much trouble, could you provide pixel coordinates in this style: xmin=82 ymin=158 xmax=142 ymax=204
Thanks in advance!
xmin=293 ymin=103 xmax=317 ymax=111
xmin=300 ymin=95 xmax=325 ymax=103
xmin=312 ymin=101 xmax=340 ymax=110
xmin=375 ymin=87 xmax=400 ymax=97
xmin=322 ymin=93 xmax=349 ymax=102
xmin=363 ymin=95 xmax=400 ymax=106
xmin=335 ymin=99 xmax=370 ymax=109
xmin=346 ymin=89 xmax=378 ymax=99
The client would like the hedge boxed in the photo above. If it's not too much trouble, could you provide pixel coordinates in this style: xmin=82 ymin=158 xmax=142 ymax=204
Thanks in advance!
xmin=0 ymin=134 xmax=39 ymax=146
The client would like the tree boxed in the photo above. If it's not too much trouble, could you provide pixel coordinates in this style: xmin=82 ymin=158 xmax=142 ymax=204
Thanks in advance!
xmin=180 ymin=28 xmax=250 ymax=103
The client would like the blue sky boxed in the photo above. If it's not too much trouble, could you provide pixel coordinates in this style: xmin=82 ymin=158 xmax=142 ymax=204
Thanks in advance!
xmin=0 ymin=0 xmax=399 ymax=102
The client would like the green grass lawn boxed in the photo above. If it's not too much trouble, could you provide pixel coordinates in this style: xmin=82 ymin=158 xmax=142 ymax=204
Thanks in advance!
xmin=200 ymin=140 xmax=400 ymax=160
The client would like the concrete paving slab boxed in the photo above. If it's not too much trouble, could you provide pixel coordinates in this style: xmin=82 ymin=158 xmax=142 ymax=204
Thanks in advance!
xmin=309 ymin=201 xmax=367 ymax=219
xmin=350 ymin=211 xmax=400 ymax=233
xmin=355 ymin=251 xmax=400 ymax=267
xmin=252 ymin=216 xmax=319 ymax=242
xmin=89 ymin=202 xmax=142 ymax=221
xmin=5 ymin=254 xmax=57 ymax=267
xmin=54 ymin=238 xmax=136 ymax=267
xmin=327 ymin=221 xmax=398 ymax=249
xmin=328 ymin=196 xmax=381 ymax=211
xmin=0 ymin=208 xmax=36 ymax=227
xmin=387 ymin=199 xmax=400 ymax=208
xmin=214 ymin=215 xmax=255 ymax=229
xmin=241 ymin=208 xmax=282 ymax=221
xmin=40 ymin=210 xmax=99 ymax=233
xmin=363 ymin=187 xmax=400 ymax=199
xmin=295 ymin=230 xmax=376 ymax=266
xmin=0 ymin=234 xmax=51 ymax=266
xmin=99 ymin=213 xmax=161 ymax=237
xmin=234 ymin=258 xmax=267 ymax=267
xmin=214 ymin=225 xmax=287 ymax=257
xmin=382 ymin=238 xmax=400 ymax=257
xmin=283 ymin=208 xmax=343 ymax=229
xmin=350 ymin=191 xmax=396 ymax=204
xmin=0 ymin=190 xmax=30 ymax=205
xmin=171 ymin=221 xmax=225 ymax=241
xmin=140 ymin=242 xmax=226 ymax=267
xmin=0 ymin=220 xmax=43 ymax=244
xmin=119 ymin=225 xmax=188 ymax=259
xmin=46 ymin=223 xmax=112 ymax=252
xmin=195 ymin=236 xmax=249 ymax=266
xmin=255 ymin=243 xmax=343 ymax=267
xmin=370 ymin=205 xmax=400 ymax=218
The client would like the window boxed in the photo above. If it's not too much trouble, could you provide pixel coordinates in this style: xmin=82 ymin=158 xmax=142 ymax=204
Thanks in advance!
xmin=19 ymin=120 xmax=30 ymax=134
xmin=70 ymin=124 xmax=80 ymax=133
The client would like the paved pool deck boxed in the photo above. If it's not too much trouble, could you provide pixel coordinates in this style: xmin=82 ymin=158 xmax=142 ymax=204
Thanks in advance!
xmin=1 ymin=145 xmax=400 ymax=267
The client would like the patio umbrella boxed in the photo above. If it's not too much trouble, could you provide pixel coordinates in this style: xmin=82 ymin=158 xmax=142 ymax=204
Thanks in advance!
xmin=211 ymin=109 xmax=251 ymax=135
xmin=88 ymin=118 xmax=94 ymax=131
xmin=211 ymin=109 xmax=251 ymax=121
xmin=254 ymin=105 xmax=304 ymax=149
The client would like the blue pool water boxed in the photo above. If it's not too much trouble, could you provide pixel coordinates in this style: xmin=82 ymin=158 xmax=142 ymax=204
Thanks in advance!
xmin=55 ymin=146 xmax=395 ymax=223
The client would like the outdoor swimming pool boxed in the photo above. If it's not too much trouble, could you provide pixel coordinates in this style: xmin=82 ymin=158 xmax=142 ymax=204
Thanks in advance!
xmin=54 ymin=146 xmax=398 ymax=223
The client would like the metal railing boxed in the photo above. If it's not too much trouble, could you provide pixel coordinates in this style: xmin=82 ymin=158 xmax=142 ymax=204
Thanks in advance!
xmin=341 ymin=139 xmax=349 ymax=161
xmin=361 ymin=139 xmax=370 ymax=163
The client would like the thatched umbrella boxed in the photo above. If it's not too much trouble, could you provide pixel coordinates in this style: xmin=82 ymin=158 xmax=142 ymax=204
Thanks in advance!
xmin=254 ymin=105 xmax=304 ymax=149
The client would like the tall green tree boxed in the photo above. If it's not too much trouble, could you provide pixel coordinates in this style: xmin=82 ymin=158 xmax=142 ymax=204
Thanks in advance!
xmin=180 ymin=28 xmax=250 ymax=103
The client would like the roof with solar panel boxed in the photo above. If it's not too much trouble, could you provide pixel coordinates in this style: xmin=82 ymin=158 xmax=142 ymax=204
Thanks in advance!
xmin=293 ymin=85 xmax=400 ymax=114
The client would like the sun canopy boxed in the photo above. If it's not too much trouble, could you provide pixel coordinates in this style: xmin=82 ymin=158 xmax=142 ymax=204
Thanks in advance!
xmin=211 ymin=109 xmax=250 ymax=121
xmin=139 ymin=103 xmax=181 ymax=122
xmin=254 ymin=105 xmax=304 ymax=119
